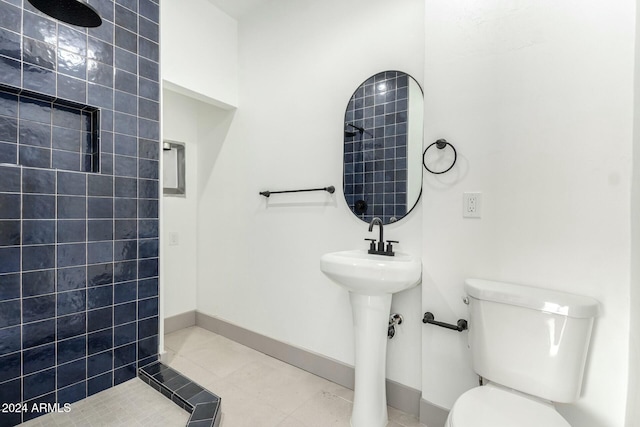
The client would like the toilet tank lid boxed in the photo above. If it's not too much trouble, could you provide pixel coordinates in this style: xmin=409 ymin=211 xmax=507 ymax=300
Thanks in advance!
xmin=465 ymin=279 xmax=599 ymax=318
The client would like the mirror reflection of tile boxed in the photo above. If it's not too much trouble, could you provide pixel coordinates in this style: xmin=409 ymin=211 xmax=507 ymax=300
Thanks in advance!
xmin=344 ymin=71 xmax=413 ymax=224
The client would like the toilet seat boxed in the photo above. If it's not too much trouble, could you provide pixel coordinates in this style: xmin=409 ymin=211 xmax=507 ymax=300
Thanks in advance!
xmin=447 ymin=384 xmax=571 ymax=427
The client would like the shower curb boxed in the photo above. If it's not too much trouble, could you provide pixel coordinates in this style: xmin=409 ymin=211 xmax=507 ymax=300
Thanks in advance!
xmin=138 ymin=361 xmax=221 ymax=427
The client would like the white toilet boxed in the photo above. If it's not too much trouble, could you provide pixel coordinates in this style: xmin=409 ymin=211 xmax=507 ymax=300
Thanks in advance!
xmin=445 ymin=279 xmax=599 ymax=427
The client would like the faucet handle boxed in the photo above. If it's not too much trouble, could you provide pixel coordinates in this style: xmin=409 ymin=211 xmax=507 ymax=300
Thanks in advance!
xmin=364 ymin=238 xmax=376 ymax=251
xmin=385 ymin=240 xmax=399 ymax=254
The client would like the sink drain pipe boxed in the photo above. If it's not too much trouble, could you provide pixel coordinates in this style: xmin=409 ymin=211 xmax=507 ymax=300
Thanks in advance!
xmin=388 ymin=313 xmax=403 ymax=339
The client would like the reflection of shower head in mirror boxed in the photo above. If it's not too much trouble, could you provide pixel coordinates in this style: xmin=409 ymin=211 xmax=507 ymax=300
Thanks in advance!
xmin=347 ymin=123 xmax=365 ymax=133
xmin=346 ymin=123 xmax=373 ymax=137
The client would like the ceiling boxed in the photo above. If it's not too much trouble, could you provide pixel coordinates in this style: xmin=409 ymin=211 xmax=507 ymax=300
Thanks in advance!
xmin=206 ymin=0 xmax=272 ymax=19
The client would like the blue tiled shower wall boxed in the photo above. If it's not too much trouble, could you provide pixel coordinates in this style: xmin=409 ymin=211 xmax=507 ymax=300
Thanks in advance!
xmin=0 ymin=0 xmax=160 ymax=425
xmin=344 ymin=71 xmax=409 ymax=224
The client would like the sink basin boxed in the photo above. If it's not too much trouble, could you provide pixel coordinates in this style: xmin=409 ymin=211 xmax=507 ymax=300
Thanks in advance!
xmin=320 ymin=249 xmax=421 ymax=295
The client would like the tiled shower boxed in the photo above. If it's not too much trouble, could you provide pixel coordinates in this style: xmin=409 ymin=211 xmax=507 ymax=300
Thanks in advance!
xmin=0 ymin=0 xmax=160 ymax=425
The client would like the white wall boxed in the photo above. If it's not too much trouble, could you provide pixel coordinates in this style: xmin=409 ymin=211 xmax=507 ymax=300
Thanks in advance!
xmin=162 ymin=88 xmax=236 ymax=319
xmin=627 ymin=1 xmax=640 ymax=424
xmin=194 ymin=0 xmax=425 ymax=389
xmin=422 ymin=1 xmax=635 ymax=426
xmin=161 ymin=89 xmax=200 ymax=318
xmin=160 ymin=0 xmax=238 ymax=108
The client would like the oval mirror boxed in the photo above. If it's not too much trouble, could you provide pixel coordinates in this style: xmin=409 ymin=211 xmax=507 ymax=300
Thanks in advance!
xmin=343 ymin=71 xmax=424 ymax=224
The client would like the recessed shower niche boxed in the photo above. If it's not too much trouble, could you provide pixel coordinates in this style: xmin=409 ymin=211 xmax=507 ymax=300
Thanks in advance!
xmin=0 ymin=84 xmax=100 ymax=173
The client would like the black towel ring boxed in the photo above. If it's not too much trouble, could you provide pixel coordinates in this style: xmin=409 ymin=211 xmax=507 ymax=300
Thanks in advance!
xmin=423 ymin=139 xmax=457 ymax=174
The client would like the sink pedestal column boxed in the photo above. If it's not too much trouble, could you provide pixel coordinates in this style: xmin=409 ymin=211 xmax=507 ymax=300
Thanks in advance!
xmin=349 ymin=292 xmax=392 ymax=427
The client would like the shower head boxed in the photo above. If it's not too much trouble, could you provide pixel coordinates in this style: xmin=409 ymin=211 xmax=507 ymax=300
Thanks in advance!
xmin=28 ymin=0 xmax=102 ymax=28
xmin=347 ymin=123 xmax=366 ymax=133
xmin=346 ymin=123 xmax=373 ymax=137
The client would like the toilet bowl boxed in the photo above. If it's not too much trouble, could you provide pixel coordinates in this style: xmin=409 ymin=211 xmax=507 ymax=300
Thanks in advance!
xmin=445 ymin=383 xmax=570 ymax=427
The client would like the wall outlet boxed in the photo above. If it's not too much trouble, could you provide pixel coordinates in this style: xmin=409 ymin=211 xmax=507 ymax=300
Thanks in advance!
xmin=169 ymin=232 xmax=179 ymax=246
xmin=463 ymin=192 xmax=482 ymax=218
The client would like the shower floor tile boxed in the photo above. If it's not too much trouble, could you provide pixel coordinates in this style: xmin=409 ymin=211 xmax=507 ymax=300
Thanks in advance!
xmin=20 ymin=376 xmax=189 ymax=426
xmin=165 ymin=326 xmax=426 ymax=427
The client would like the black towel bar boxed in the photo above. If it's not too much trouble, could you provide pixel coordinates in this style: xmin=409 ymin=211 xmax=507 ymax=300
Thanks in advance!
xmin=260 ymin=186 xmax=335 ymax=198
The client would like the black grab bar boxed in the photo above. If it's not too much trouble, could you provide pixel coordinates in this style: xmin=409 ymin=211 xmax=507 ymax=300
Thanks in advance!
xmin=422 ymin=312 xmax=468 ymax=332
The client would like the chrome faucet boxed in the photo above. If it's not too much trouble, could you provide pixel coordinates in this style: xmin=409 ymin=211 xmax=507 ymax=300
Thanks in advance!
xmin=365 ymin=217 xmax=398 ymax=256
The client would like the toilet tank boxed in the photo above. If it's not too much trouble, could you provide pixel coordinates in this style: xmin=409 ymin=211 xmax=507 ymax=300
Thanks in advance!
xmin=465 ymin=279 xmax=599 ymax=403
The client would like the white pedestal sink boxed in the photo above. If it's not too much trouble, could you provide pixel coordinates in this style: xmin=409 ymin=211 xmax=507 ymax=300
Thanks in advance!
xmin=320 ymin=250 xmax=421 ymax=427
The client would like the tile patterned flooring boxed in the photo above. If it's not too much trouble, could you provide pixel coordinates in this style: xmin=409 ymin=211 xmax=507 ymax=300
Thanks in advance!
xmin=21 ymin=326 xmax=427 ymax=426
